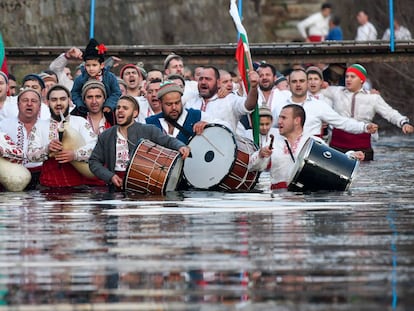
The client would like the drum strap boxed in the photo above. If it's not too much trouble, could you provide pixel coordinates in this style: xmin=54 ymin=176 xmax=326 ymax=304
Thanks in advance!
xmin=165 ymin=117 xmax=193 ymax=139
xmin=284 ymin=139 xmax=295 ymax=163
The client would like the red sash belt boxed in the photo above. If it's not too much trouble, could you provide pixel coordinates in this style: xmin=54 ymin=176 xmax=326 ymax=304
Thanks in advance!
xmin=308 ymin=35 xmax=323 ymax=42
xmin=271 ymin=182 xmax=288 ymax=190
xmin=330 ymin=128 xmax=371 ymax=150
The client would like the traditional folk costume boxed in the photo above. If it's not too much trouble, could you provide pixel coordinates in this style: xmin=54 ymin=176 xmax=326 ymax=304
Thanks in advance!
xmin=249 ymin=132 xmax=310 ymax=190
xmin=27 ymin=115 xmax=97 ymax=187
xmin=186 ymin=92 xmax=251 ymax=134
xmin=322 ymin=64 xmax=410 ymax=160
xmin=146 ymin=108 xmax=202 ymax=144
xmin=89 ymin=122 xmax=186 ymax=186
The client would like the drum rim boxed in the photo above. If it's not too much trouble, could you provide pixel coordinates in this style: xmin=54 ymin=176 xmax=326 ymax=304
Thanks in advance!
xmin=124 ymin=139 xmax=183 ymax=194
xmin=183 ymin=123 xmax=238 ymax=189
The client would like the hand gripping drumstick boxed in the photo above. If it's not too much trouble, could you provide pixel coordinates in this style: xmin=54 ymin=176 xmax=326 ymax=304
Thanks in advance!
xmin=269 ymin=134 xmax=274 ymax=150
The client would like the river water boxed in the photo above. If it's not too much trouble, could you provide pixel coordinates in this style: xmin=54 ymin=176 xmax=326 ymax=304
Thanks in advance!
xmin=0 ymin=135 xmax=413 ymax=311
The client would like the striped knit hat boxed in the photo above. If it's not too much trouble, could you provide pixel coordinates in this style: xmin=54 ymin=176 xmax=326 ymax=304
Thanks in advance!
xmin=157 ymin=81 xmax=183 ymax=100
xmin=346 ymin=64 xmax=367 ymax=83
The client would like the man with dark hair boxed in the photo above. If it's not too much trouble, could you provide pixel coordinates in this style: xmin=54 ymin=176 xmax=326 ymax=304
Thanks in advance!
xmin=185 ymin=65 xmax=259 ymax=134
xmin=249 ymin=104 xmax=364 ymax=190
xmin=297 ymin=2 xmax=332 ymax=42
xmin=27 ymin=84 xmax=98 ymax=188
xmin=326 ymin=15 xmax=343 ymax=41
xmin=89 ymin=95 xmax=190 ymax=189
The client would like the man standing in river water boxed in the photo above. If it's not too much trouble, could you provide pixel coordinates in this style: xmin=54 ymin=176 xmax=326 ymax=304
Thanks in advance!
xmin=322 ymin=63 xmax=413 ymax=160
xmin=89 ymin=95 xmax=190 ymax=190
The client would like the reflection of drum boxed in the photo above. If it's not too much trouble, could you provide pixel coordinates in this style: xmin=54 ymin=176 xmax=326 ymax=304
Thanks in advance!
xmin=124 ymin=139 xmax=183 ymax=195
xmin=288 ymin=137 xmax=359 ymax=192
xmin=183 ymin=124 xmax=259 ymax=191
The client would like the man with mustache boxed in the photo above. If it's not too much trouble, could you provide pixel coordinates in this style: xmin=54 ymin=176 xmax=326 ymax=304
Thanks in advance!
xmin=146 ymin=81 xmax=208 ymax=144
xmin=185 ymin=66 xmax=259 ymax=134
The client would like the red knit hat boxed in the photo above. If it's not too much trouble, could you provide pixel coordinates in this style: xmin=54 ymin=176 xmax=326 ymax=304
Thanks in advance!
xmin=346 ymin=64 xmax=367 ymax=83
xmin=119 ymin=64 xmax=142 ymax=79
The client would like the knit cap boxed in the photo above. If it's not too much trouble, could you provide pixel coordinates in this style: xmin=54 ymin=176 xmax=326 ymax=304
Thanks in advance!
xmin=82 ymin=80 xmax=107 ymax=100
xmin=157 ymin=81 xmax=183 ymax=100
xmin=346 ymin=64 xmax=367 ymax=83
xmin=119 ymin=63 xmax=142 ymax=79
xmin=22 ymin=74 xmax=45 ymax=89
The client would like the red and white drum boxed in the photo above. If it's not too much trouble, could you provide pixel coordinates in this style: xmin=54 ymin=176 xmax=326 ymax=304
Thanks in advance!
xmin=124 ymin=139 xmax=183 ymax=195
xmin=287 ymin=137 xmax=359 ymax=192
xmin=183 ymin=124 xmax=259 ymax=191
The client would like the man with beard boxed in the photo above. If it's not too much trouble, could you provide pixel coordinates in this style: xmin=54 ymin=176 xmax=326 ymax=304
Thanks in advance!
xmin=0 ymin=88 xmax=49 ymax=189
xmin=27 ymin=84 xmax=97 ymax=188
xmin=146 ymin=81 xmax=208 ymax=144
xmin=257 ymin=63 xmax=291 ymax=111
xmin=185 ymin=66 xmax=259 ymax=133
xmin=89 ymin=95 xmax=190 ymax=190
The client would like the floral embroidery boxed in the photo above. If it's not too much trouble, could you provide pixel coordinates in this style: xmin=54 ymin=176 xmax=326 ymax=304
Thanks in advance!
xmin=283 ymin=134 xmax=303 ymax=156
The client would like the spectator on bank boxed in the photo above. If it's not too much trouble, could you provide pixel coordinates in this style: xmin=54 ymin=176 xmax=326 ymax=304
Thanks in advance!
xmin=297 ymin=3 xmax=332 ymax=42
xmin=382 ymin=18 xmax=412 ymax=41
xmin=355 ymin=10 xmax=377 ymax=41
xmin=325 ymin=15 xmax=343 ymax=41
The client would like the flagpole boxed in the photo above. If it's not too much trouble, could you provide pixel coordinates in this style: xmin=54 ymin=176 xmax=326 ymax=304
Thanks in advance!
xmin=230 ymin=0 xmax=260 ymax=145
xmin=389 ymin=0 xmax=395 ymax=52
xmin=89 ymin=0 xmax=96 ymax=39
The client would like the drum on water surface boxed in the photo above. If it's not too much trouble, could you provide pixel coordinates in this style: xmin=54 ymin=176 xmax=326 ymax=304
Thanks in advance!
xmin=183 ymin=124 xmax=259 ymax=191
xmin=124 ymin=139 xmax=183 ymax=195
xmin=288 ymin=137 xmax=359 ymax=192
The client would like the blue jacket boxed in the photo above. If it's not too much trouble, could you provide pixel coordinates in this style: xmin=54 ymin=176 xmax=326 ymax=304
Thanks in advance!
xmin=71 ymin=66 xmax=121 ymax=112
xmin=326 ymin=27 xmax=343 ymax=41
xmin=146 ymin=108 xmax=202 ymax=144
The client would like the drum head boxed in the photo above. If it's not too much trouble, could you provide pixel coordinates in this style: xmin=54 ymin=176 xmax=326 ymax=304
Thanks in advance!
xmin=183 ymin=124 xmax=237 ymax=189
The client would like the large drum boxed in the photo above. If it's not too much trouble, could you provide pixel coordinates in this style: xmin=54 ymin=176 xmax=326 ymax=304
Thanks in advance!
xmin=124 ymin=139 xmax=183 ymax=195
xmin=183 ymin=124 xmax=259 ymax=191
xmin=287 ymin=137 xmax=359 ymax=192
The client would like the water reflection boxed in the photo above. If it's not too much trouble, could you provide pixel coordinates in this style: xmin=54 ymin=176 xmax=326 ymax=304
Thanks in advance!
xmin=0 ymin=136 xmax=413 ymax=310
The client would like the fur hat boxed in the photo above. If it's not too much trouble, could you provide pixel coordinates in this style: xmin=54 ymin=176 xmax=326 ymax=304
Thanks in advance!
xmin=157 ymin=81 xmax=183 ymax=100
xmin=83 ymin=38 xmax=107 ymax=63
xmin=81 ymin=80 xmax=107 ymax=100
xmin=346 ymin=64 xmax=367 ymax=83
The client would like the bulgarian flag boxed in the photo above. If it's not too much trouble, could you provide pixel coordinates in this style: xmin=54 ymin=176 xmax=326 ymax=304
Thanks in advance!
xmin=229 ymin=0 xmax=260 ymax=145
xmin=0 ymin=32 xmax=8 ymax=76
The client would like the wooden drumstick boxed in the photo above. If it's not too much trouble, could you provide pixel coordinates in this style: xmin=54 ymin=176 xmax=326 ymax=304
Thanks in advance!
xmin=269 ymin=134 xmax=274 ymax=150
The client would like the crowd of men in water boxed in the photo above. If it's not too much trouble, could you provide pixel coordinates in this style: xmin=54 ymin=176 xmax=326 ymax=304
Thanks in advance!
xmin=0 ymin=37 xmax=412 ymax=193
